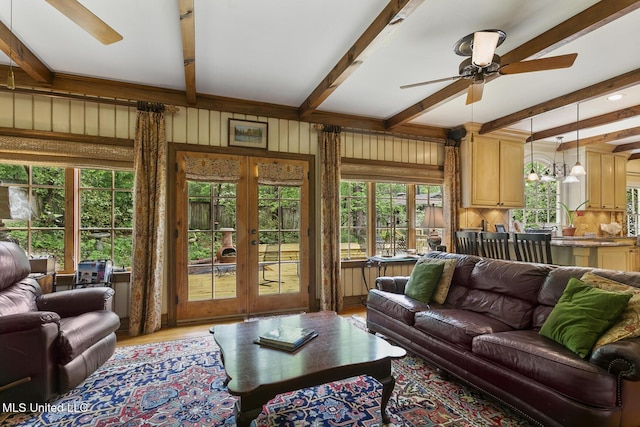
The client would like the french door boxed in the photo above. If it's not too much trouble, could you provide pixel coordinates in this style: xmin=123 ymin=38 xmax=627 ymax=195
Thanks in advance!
xmin=175 ymin=151 xmax=310 ymax=321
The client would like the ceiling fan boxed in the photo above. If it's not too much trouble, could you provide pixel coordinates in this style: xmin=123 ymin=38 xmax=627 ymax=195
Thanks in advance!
xmin=401 ymin=29 xmax=577 ymax=104
xmin=45 ymin=0 xmax=122 ymax=45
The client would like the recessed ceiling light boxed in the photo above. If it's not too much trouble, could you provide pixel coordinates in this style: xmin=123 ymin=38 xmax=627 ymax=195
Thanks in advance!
xmin=608 ymin=94 xmax=625 ymax=101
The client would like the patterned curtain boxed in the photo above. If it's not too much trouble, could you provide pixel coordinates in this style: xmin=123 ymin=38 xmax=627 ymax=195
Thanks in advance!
xmin=129 ymin=102 xmax=167 ymax=336
xmin=443 ymin=140 xmax=461 ymax=252
xmin=319 ymin=125 xmax=342 ymax=312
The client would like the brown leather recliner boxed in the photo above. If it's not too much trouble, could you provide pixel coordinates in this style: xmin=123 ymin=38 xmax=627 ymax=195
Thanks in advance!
xmin=0 ymin=241 xmax=121 ymax=404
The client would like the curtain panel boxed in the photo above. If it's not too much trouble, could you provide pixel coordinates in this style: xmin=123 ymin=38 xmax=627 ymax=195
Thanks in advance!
xmin=443 ymin=140 xmax=461 ymax=252
xmin=129 ymin=102 xmax=167 ymax=336
xmin=319 ymin=125 xmax=342 ymax=312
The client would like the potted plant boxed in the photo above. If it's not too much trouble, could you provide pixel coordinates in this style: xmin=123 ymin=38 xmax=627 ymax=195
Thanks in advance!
xmin=559 ymin=200 xmax=589 ymax=236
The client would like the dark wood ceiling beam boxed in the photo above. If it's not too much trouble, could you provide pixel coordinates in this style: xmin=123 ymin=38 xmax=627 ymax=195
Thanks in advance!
xmin=629 ymin=153 xmax=640 ymax=161
xmin=0 ymin=21 xmax=53 ymax=84
xmin=612 ymin=140 xmax=640 ymax=153
xmin=387 ymin=0 xmax=640 ymax=130
xmin=483 ymin=68 xmax=640 ymax=134
xmin=178 ymin=0 xmax=196 ymax=105
xmin=557 ymin=125 xmax=640 ymax=151
xmin=527 ymin=104 xmax=640 ymax=142
xmin=298 ymin=0 xmax=424 ymax=120
xmin=0 ymin=65 xmax=448 ymax=141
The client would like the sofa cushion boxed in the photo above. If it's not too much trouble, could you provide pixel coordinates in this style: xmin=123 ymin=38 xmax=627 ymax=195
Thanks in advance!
xmin=404 ymin=261 xmax=444 ymax=303
xmin=539 ymin=278 xmax=632 ymax=358
xmin=457 ymin=259 xmax=550 ymax=329
xmin=57 ymin=310 xmax=121 ymax=364
xmin=366 ymin=289 xmax=431 ymax=326
xmin=414 ymin=309 xmax=513 ymax=350
xmin=416 ymin=257 xmax=457 ymax=304
xmin=422 ymin=252 xmax=481 ymax=306
xmin=473 ymin=330 xmax=617 ymax=408
xmin=580 ymin=272 xmax=640 ymax=350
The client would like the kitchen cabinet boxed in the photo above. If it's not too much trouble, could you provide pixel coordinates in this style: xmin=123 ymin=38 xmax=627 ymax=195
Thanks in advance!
xmin=597 ymin=246 xmax=632 ymax=271
xmin=461 ymin=136 xmax=524 ymax=208
xmin=585 ymin=151 xmax=626 ymax=211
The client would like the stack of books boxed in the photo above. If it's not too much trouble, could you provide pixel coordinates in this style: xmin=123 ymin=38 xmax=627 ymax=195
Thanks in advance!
xmin=255 ymin=325 xmax=318 ymax=351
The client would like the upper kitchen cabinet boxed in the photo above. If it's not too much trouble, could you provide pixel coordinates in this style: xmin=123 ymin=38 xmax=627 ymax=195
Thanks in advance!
xmin=461 ymin=131 xmax=524 ymax=209
xmin=585 ymin=151 xmax=627 ymax=211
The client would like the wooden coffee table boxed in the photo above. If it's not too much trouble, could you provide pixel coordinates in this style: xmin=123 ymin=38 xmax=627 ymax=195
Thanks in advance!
xmin=210 ymin=311 xmax=406 ymax=427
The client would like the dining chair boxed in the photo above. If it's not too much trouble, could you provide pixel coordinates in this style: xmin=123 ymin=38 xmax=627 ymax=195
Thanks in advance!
xmin=454 ymin=231 xmax=479 ymax=255
xmin=513 ymin=232 xmax=553 ymax=264
xmin=478 ymin=231 xmax=511 ymax=260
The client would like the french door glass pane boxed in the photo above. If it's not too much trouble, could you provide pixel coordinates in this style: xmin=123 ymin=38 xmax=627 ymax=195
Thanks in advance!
xmin=258 ymin=185 xmax=301 ymax=296
xmin=187 ymin=181 xmax=237 ymax=301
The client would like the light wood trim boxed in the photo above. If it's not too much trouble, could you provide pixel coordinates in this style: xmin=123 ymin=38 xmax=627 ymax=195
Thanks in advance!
xmin=528 ymin=104 xmax=640 ymax=142
xmin=0 ymin=21 xmax=53 ymax=83
xmin=387 ymin=0 xmax=640 ymax=130
xmin=298 ymin=0 xmax=424 ymax=119
xmin=178 ymin=0 xmax=196 ymax=105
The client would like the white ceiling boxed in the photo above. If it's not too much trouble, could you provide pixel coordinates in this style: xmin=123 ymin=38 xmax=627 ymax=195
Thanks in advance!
xmin=1 ymin=0 xmax=640 ymax=150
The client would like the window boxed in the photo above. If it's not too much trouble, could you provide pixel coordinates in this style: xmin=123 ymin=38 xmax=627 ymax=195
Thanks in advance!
xmin=0 ymin=164 xmax=134 ymax=272
xmin=512 ymin=161 xmax=559 ymax=229
xmin=627 ymin=187 xmax=640 ymax=236
xmin=0 ymin=164 xmax=66 ymax=268
xmin=340 ymin=180 xmax=443 ymax=259
xmin=80 ymin=169 xmax=134 ymax=268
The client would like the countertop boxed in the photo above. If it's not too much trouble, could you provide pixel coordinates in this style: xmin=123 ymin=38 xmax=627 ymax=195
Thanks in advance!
xmin=550 ymin=236 xmax=637 ymax=247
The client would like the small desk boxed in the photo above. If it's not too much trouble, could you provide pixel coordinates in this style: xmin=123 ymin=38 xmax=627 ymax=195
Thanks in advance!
xmin=362 ymin=255 xmax=419 ymax=290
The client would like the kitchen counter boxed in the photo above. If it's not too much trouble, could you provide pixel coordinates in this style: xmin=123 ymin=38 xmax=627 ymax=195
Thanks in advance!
xmin=550 ymin=236 xmax=637 ymax=248
xmin=548 ymin=237 xmax=639 ymax=271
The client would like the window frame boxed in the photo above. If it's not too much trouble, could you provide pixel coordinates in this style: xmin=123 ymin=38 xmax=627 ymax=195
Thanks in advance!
xmin=1 ymin=164 xmax=134 ymax=273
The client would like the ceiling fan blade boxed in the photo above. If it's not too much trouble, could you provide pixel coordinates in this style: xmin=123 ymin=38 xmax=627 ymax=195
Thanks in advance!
xmin=466 ymin=81 xmax=484 ymax=105
xmin=472 ymin=31 xmax=500 ymax=67
xmin=499 ymin=53 xmax=578 ymax=75
xmin=45 ymin=0 xmax=123 ymax=45
xmin=400 ymin=75 xmax=462 ymax=89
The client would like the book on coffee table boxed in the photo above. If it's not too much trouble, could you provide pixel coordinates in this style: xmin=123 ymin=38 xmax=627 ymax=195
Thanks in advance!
xmin=255 ymin=325 xmax=318 ymax=351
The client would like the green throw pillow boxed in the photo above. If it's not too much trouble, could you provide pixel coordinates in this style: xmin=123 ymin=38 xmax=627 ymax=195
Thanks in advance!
xmin=539 ymin=278 xmax=632 ymax=358
xmin=404 ymin=261 xmax=445 ymax=303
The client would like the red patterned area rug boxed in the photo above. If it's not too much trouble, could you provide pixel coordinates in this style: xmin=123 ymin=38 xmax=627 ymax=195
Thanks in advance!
xmin=2 ymin=317 xmax=536 ymax=427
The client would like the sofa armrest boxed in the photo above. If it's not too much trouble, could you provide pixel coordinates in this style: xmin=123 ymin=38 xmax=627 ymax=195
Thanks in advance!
xmin=375 ymin=276 xmax=409 ymax=294
xmin=0 ymin=311 xmax=60 ymax=334
xmin=590 ymin=338 xmax=640 ymax=380
xmin=36 ymin=287 xmax=115 ymax=318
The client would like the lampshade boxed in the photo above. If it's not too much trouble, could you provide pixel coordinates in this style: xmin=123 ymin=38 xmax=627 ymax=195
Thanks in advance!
xmin=421 ymin=204 xmax=445 ymax=229
xmin=563 ymin=174 xmax=580 ymax=184
xmin=569 ymin=161 xmax=586 ymax=177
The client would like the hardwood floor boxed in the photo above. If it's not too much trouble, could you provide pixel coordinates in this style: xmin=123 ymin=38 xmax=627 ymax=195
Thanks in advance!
xmin=116 ymin=305 xmax=367 ymax=347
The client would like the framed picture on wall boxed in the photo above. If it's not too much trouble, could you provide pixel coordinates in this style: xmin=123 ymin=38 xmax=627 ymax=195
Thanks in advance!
xmin=228 ymin=119 xmax=268 ymax=149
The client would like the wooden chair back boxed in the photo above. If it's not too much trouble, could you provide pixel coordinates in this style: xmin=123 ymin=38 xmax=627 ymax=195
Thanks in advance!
xmin=513 ymin=232 xmax=553 ymax=264
xmin=478 ymin=232 xmax=511 ymax=260
xmin=454 ymin=231 xmax=479 ymax=255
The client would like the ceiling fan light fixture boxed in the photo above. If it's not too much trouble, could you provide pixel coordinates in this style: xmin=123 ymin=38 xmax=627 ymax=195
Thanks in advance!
xmin=472 ymin=31 xmax=501 ymax=67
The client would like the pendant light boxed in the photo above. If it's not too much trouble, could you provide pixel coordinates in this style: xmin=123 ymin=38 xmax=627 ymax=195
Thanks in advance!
xmin=526 ymin=118 xmax=539 ymax=181
xmin=6 ymin=0 xmax=15 ymax=90
xmin=540 ymin=136 xmax=559 ymax=182
xmin=562 ymin=136 xmax=579 ymax=183
xmin=569 ymin=103 xmax=586 ymax=177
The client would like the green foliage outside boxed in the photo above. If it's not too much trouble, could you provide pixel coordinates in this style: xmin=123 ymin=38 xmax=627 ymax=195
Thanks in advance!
xmin=0 ymin=164 xmax=134 ymax=270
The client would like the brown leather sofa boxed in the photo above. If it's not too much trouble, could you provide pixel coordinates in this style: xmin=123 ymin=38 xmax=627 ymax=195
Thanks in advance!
xmin=366 ymin=251 xmax=640 ymax=427
xmin=0 ymin=241 xmax=120 ymax=404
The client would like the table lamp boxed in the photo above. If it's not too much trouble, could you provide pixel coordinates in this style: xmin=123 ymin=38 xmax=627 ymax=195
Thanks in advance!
xmin=421 ymin=204 xmax=445 ymax=250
